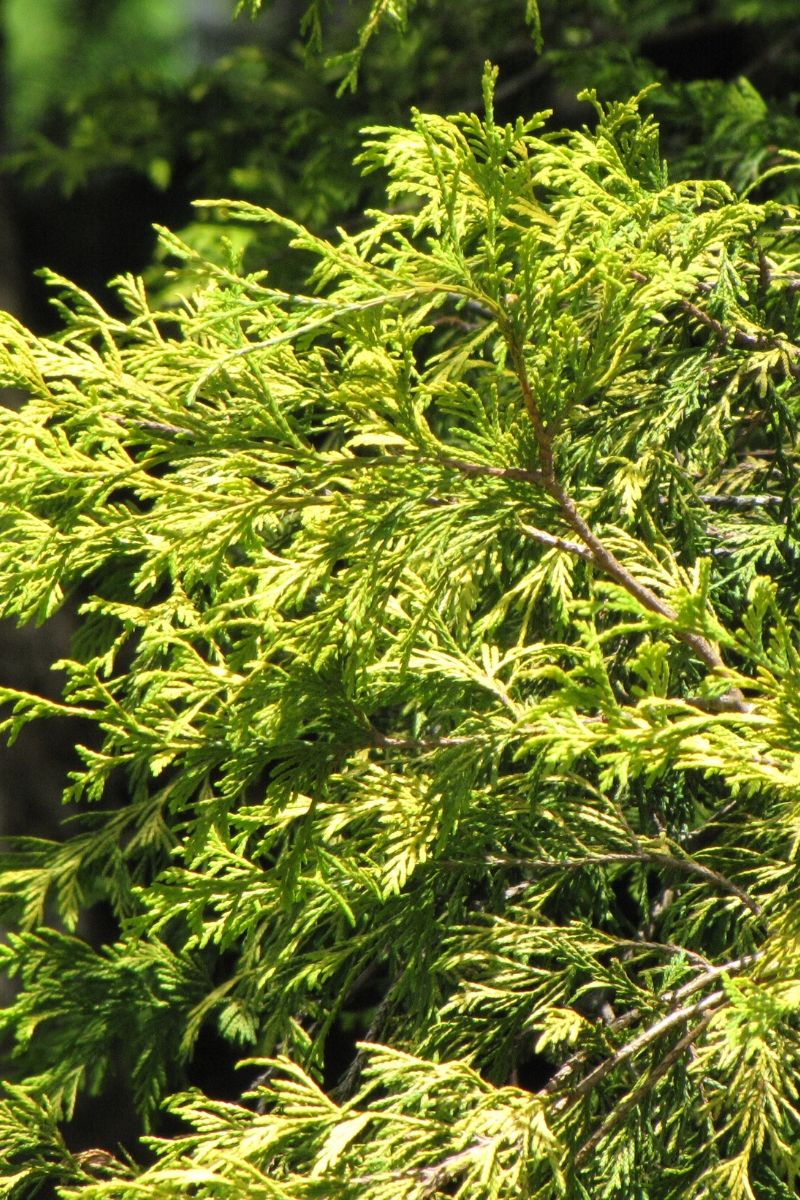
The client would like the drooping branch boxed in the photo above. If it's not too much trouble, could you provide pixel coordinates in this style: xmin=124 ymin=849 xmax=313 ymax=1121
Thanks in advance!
xmin=518 ymin=520 xmax=594 ymax=561
xmin=436 ymin=456 xmax=544 ymax=488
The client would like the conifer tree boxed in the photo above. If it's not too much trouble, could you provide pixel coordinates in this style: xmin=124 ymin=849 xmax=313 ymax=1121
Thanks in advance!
xmin=3 ymin=4 xmax=800 ymax=1198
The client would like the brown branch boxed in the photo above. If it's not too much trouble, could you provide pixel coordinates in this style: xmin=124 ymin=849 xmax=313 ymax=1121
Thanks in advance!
xmin=629 ymin=268 xmax=800 ymax=371
xmin=436 ymin=456 xmax=544 ymax=488
xmin=645 ymin=851 xmax=761 ymax=916
xmin=542 ymin=951 xmax=758 ymax=1103
xmin=503 ymin=329 xmax=752 ymax=714
xmin=487 ymin=849 xmax=761 ymax=916
xmin=573 ymin=1015 xmax=713 ymax=1168
xmin=518 ymin=520 xmax=595 ymax=561
xmin=619 ymin=937 xmax=711 ymax=970
xmin=417 ymin=1140 xmax=492 ymax=1196
xmin=663 ymin=952 xmax=763 ymax=1008
xmin=540 ymin=1007 xmax=641 ymax=1097
xmin=552 ymin=988 xmax=724 ymax=1113
xmin=429 ymin=314 xmax=484 ymax=332
xmin=553 ymin=480 xmax=732 ymax=680
xmin=110 ymin=414 xmax=192 ymax=438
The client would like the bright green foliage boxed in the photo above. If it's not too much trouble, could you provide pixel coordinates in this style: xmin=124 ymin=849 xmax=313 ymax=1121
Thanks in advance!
xmin=3 ymin=58 xmax=800 ymax=1200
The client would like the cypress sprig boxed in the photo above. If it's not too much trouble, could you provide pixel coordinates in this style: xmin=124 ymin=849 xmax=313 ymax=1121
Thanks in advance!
xmin=2 ymin=62 xmax=800 ymax=1200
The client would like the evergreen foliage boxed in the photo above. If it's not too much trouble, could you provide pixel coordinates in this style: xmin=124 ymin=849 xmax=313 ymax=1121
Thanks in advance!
xmin=3 ymin=4 xmax=800 ymax=1198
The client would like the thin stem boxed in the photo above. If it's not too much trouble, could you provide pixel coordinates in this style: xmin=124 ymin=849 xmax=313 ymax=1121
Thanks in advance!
xmin=437 ymin=456 xmax=544 ymax=488
xmin=682 ymin=797 xmax=743 ymax=850
xmin=630 ymin=268 xmax=800 ymax=372
xmin=663 ymin=952 xmax=763 ymax=1007
xmin=574 ymin=1015 xmax=712 ymax=1167
xmin=553 ymin=988 xmax=724 ymax=1113
xmin=504 ymin=328 xmax=752 ymax=713
xmin=698 ymin=493 xmax=781 ymax=509
xmin=542 ymin=951 xmax=758 ymax=1101
xmin=518 ymin=520 xmax=594 ymax=561
xmin=186 ymin=289 xmax=422 ymax=401
xmin=487 ymin=849 xmax=761 ymax=915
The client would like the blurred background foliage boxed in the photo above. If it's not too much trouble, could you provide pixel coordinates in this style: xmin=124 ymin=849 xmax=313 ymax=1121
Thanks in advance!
xmin=5 ymin=0 xmax=195 ymax=141
xmin=3 ymin=0 xmax=800 ymax=330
